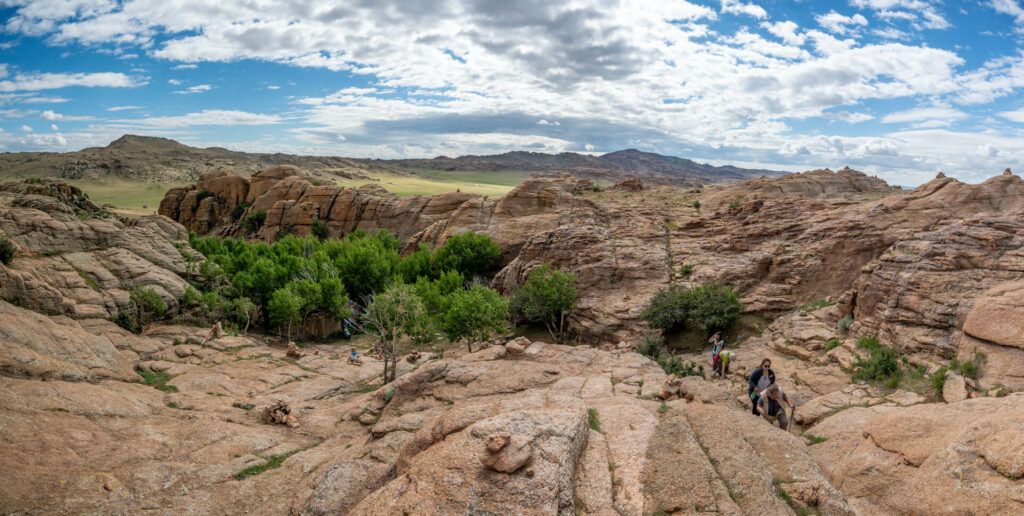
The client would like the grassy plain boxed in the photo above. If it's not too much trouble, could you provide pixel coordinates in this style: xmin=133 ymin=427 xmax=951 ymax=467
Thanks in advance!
xmin=67 ymin=179 xmax=187 ymax=214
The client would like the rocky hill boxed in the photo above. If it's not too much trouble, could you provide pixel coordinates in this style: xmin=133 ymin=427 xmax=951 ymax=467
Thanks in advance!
xmin=3 ymin=169 xmax=1024 ymax=514
xmin=0 ymin=135 xmax=385 ymax=183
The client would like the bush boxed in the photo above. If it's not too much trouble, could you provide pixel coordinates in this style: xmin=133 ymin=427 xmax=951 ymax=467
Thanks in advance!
xmin=851 ymin=336 xmax=901 ymax=384
xmin=824 ymin=338 xmax=841 ymax=351
xmin=442 ymin=284 xmax=509 ymax=352
xmin=132 ymin=287 xmax=167 ymax=318
xmin=112 ymin=310 xmax=139 ymax=334
xmin=930 ymin=366 xmax=948 ymax=395
xmin=510 ymin=264 xmax=577 ymax=342
xmin=678 ymin=264 xmax=694 ymax=277
xmin=837 ymin=315 xmax=854 ymax=333
xmin=636 ymin=335 xmax=703 ymax=377
xmin=243 ymin=210 xmax=266 ymax=231
xmin=641 ymin=283 xmax=742 ymax=334
xmin=434 ymin=232 xmax=500 ymax=278
xmin=311 ymin=219 xmax=329 ymax=241
xmin=181 ymin=285 xmax=201 ymax=306
xmin=728 ymin=200 xmax=741 ymax=210
xmin=229 ymin=201 xmax=252 ymax=221
xmin=0 ymin=236 xmax=16 ymax=265
xmin=195 ymin=190 xmax=217 ymax=203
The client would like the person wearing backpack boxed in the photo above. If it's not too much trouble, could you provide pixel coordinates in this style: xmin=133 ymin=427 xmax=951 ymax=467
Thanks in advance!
xmin=757 ymin=384 xmax=794 ymax=430
xmin=747 ymin=358 xmax=775 ymax=415
xmin=709 ymin=332 xmax=724 ymax=375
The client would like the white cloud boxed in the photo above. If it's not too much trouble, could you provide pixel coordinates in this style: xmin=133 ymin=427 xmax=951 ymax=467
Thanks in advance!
xmin=850 ymin=0 xmax=951 ymax=30
xmin=107 ymin=105 xmax=141 ymax=111
xmin=20 ymin=96 xmax=70 ymax=103
xmin=998 ymin=106 xmax=1024 ymax=122
xmin=881 ymin=106 xmax=970 ymax=124
xmin=110 ymin=109 xmax=281 ymax=129
xmin=0 ymin=72 xmax=143 ymax=92
xmin=172 ymin=64 xmax=198 ymax=70
xmin=989 ymin=0 xmax=1024 ymax=24
xmin=537 ymin=119 xmax=560 ymax=125
xmin=173 ymin=84 xmax=212 ymax=94
xmin=815 ymin=11 xmax=868 ymax=35
xmin=50 ymin=123 xmax=58 ymax=130
xmin=20 ymin=125 xmax=32 ymax=132
xmin=168 ymin=79 xmax=181 ymax=85
xmin=761 ymin=20 xmax=806 ymax=46
xmin=40 ymin=110 xmax=93 ymax=121
xmin=266 ymin=85 xmax=280 ymax=90
xmin=720 ymin=0 xmax=768 ymax=19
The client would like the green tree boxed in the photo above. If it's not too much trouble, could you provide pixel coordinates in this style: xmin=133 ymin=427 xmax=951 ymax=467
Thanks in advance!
xmin=511 ymin=264 xmax=577 ymax=342
xmin=442 ymin=285 xmax=509 ymax=352
xmin=362 ymin=283 xmax=426 ymax=384
xmin=641 ymin=283 xmax=741 ymax=334
xmin=268 ymin=286 xmax=305 ymax=340
xmin=243 ymin=210 xmax=266 ymax=231
xmin=130 ymin=286 xmax=167 ymax=329
xmin=181 ymin=285 xmax=201 ymax=307
xmin=396 ymin=243 xmax=435 ymax=283
xmin=232 ymin=297 xmax=258 ymax=335
xmin=335 ymin=234 xmax=399 ymax=302
xmin=434 ymin=232 xmax=500 ymax=278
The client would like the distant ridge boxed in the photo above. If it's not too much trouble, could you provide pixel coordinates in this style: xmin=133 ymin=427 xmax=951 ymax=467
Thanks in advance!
xmin=380 ymin=147 xmax=784 ymax=187
xmin=0 ymin=134 xmax=785 ymax=187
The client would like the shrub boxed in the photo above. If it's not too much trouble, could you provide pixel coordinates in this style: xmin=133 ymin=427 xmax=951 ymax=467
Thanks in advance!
xmin=243 ymin=210 xmax=266 ymax=231
xmin=691 ymin=200 xmax=701 ymax=215
xmin=657 ymin=353 xmax=704 ymax=377
xmin=678 ymin=264 xmax=694 ymax=277
xmin=0 ymin=236 xmax=16 ymax=265
xmin=930 ymin=366 xmax=948 ymax=395
xmin=851 ymin=336 xmax=901 ymax=384
xmin=434 ymin=232 xmax=500 ymax=278
xmin=587 ymin=408 xmax=602 ymax=433
xmin=824 ymin=338 xmax=841 ymax=351
xmin=950 ymin=349 xmax=986 ymax=379
xmin=112 ymin=310 xmax=139 ymax=334
xmin=181 ymin=285 xmax=201 ymax=306
xmin=441 ymin=284 xmax=509 ymax=352
xmin=195 ymin=190 xmax=217 ymax=203
xmin=229 ymin=201 xmax=252 ymax=221
xmin=22 ymin=177 xmax=45 ymax=185
xmin=510 ymin=264 xmax=578 ymax=342
xmin=311 ymin=219 xmax=329 ymax=241
xmin=837 ymin=315 xmax=854 ymax=333
xmin=728 ymin=200 xmax=741 ymax=210
xmin=131 ymin=286 xmax=167 ymax=318
xmin=643 ymin=283 xmax=742 ymax=334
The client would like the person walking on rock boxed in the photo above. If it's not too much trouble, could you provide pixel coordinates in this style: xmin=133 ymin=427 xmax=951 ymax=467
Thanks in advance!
xmin=757 ymin=384 xmax=794 ymax=430
xmin=710 ymin=332 xmax=724 ymax=374
xmin=747 ymin=358 xmax=775 ymax=415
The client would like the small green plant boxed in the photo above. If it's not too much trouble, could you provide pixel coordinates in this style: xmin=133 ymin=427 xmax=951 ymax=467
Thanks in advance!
xmin=0 ymin=236 xmax=16 ymax=266
xmin=136 ymin=370 xmax=179 ymax=392
xmin=383 ymin=386 xmax=395 ymax=402
xmin=837 ymin=315 xmax=854 ymax=333
xmin=950 ymin=348 xmax=986 ymax=379
xmin=229 ymin=201 xmax=252 ymax=221
xmin=803 ymin=433 xmax=828 ymax=445
xmin=691 ymin=200 xmax=701 ymax=215
xmin=311 ymin=219 xmax=329 ymax=241
xmin=658 ymin=402 xmax=668 ymax=414
xmin=678 ymin=264 xmax=694 ymax=277
xmin=167 ymin=401 xmax=179 ymax=409
xmin=775 ymin=481 xmax=815 ymax=516
xmin=851 ymin=336 xmax=901 ymax=385
xmin=234 ymin=447 xmax=308 ymax=480
xmin=195 ymin=190 xmax=217 ymax=203
xmin=824 ymin=338 xmax=841 ymax=351
xmin=728 ymin=200 xmax=741 ymax=210
xmin=111 ymin=310 xmax=139 ymax=334
xmin=22 ymin=177 xmax=46 ymax=185
xmin=243 ymin=210 xmax=266 ymax=231
xmin=588 ymin=408 xmax=602 ymax=433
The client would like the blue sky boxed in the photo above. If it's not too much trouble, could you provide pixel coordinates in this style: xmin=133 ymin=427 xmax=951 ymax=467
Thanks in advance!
xmin=3 ymin=0 xmax=1024 ymax=185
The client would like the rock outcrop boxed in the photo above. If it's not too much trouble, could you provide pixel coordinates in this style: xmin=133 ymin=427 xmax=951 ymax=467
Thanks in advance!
xmin=1 ymin=179 xmax=192 ymax=319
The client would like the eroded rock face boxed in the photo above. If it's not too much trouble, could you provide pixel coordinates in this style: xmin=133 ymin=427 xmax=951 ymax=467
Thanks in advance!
xmin=1 ymin=182 xmax=191 ymax=319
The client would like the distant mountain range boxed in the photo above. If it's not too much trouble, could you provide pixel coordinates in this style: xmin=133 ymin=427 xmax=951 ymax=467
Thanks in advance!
xmin=379 ymin=148 xmax=784 ymax=187
xmin=0 ymin=135 xmax=785 ymax=187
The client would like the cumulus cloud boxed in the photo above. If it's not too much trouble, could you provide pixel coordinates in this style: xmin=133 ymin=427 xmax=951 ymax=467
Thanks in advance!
xmin=173 ymin=84 xmax=212 ymax=94
xmin=40 ymin=110 xmax=92 ymax=121
xmin=50 ymin=123 xmax=58 ymax=130
xmin=720 ymin=0 xmax=768 ymax=19
xmin=881 ymin=106 xmax=970 ymax=124
xmin=815 ymin=11 xmax=868 ymax=35
xmin=998 ymin=106 xmax=1024 ymax=122
xmin=0 ymin=72 xmax=143 ymax=92
xmin=850 ymin=0 xmax=951 ymax=30
xmin=20 ymin=125 xmax=32 ymax=131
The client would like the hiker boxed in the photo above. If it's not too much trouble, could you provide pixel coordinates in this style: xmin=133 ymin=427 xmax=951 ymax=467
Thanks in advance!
xmin=747 ymin=358 xmax=776 ymax=415
xmin=709 ymin=332 xmax=724 ymax=374
xmin=713 ymin=349 xmax=733 ymax=378
xmin=757 ymin=384 xmax=794 ymax=430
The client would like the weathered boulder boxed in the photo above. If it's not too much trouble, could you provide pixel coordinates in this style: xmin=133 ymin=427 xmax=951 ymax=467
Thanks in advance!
xmin=942 ymin=371 xmax=968 ymax=403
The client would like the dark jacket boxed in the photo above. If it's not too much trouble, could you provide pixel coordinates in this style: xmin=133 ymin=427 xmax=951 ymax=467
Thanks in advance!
xmin=747 ymin=367 xmax=776 ymax=394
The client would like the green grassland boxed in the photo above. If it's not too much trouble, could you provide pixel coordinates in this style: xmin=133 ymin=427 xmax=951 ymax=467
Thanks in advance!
xmin=67 ymin=179 xmax=188 ymax=214
xmin=2 ymin=167 xmax=531 ymax=215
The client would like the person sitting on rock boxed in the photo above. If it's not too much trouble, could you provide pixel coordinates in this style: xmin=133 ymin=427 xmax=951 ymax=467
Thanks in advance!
xmin=747 ymin=358 xmax=776 ymax=415
xmin=713 ymin=349 xmax=733 ymax=378
xmin=757 ymin=384 xmax=794 ymax=430
xmin=347 ymin=348 xmax=362 ymax=366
